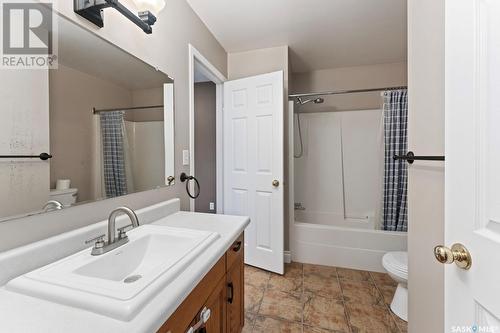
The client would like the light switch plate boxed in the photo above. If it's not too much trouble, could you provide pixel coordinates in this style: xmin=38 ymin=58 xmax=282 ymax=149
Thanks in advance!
xmin=182 ymin=150 xmax=190 ymax=166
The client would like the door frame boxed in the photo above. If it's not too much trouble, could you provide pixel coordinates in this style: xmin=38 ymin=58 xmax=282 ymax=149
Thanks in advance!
xmin=188 ymin=44 xmax=227 ymax=213
xmin=288 ymin=101 xmax=296 ymax=263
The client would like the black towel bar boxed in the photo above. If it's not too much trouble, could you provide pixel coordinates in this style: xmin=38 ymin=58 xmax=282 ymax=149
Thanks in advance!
xmin=394 ymin=151 xmax=445 ymax=164
xmin=0 ymin=153 xmax=52 ymax=161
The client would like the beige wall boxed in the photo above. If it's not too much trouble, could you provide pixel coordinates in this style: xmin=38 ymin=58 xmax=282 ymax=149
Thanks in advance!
xmin=49 ymin=64 xmax=133 ymax=202
xmin=129 ymin=87 xmax=165 ymax=122
xmin=292 ymin=62 xmax=407 ymax=112
xmin=194 ymin=82 xmax=217 ymax=214
xmin=407 ymin=0 xmax=444 ymax=332
xmin=228 ymin=46 xmax=291 ymax=249
xmin=228 ymin=46 xmax=289 ymax=81
xmin=0 ymin=0 xmax=227 ymax=251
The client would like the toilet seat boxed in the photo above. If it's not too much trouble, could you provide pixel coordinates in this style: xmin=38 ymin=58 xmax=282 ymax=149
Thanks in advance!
xmin=382 ymin=251 xmax=408 ymax=280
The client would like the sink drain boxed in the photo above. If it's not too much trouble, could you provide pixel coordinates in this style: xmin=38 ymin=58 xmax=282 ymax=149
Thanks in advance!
xmin=124 ymin=275 xmax=142 ymax=283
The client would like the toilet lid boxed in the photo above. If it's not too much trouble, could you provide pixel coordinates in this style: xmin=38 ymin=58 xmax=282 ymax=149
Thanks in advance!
xmin=382 ymin=251 xmax=408 ymax=278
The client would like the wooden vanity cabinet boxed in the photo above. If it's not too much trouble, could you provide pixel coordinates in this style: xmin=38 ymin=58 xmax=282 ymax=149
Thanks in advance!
xmin=158 ymin=233 xmax=244 ymax=333
xmin=226 ymin=237 xmax=244 ymax=333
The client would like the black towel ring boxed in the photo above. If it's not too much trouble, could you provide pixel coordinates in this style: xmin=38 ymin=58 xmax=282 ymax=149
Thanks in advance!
xmin=180 ymin=173 xmax=201 ymax=199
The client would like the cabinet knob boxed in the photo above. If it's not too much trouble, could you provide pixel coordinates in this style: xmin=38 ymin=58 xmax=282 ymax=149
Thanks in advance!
xmin=227 ymin=282 xmax=234 ymax=304
xmin=232 ymin=241 xmax=242 ymax=252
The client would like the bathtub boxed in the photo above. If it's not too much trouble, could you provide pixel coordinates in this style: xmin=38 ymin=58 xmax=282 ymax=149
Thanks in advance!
xmin=288 ymin=103 xmax=407 ymax=272
xmin=290 ymin=216 xmax=407 ymax=273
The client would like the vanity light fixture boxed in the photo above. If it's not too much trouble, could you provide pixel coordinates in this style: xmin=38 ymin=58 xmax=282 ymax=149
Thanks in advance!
xmin=131 ymin=0 xmax=166 ymax=15
xmin=74 ymin=0 xmax=166 ymax=34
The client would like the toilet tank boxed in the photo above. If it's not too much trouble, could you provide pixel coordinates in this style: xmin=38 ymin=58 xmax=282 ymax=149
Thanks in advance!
xmin=49 ymin=188 xmax=78 ymax=207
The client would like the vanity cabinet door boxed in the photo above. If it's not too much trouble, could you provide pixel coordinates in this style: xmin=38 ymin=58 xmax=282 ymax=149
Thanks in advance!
xmin=157 ymin=257 xmax=226 ymax=333
xmin=202 ymin=277 xmax=227 ymax=333
xmin=226 ymin=249 xmax=244 ymax=333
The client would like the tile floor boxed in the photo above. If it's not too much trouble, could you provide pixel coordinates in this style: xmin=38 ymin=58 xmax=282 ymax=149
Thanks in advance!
xmin=243 ymin=263 xmax=407 ymax=333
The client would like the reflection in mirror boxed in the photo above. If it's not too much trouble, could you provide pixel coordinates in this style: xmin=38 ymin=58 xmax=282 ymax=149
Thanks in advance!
xmin=92 ymin=105 xmax=165 ymax=200
xmin=0 ymin=12 xmax=174 ymax=222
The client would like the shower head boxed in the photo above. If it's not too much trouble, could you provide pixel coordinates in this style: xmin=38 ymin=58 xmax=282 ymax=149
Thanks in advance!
xmin=296 ymin=97 xmax=325 ymax=105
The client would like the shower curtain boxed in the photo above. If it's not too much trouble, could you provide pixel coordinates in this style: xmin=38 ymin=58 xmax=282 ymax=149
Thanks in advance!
xmin=99 ymin=111 xmax=128 ymax=198
xmin=382 ymin=89 xmax=408 ymax=232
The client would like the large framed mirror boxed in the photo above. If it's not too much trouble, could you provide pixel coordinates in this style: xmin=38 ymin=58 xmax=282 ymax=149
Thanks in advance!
xmin=0 ymin=12 xmax=174 ymax=222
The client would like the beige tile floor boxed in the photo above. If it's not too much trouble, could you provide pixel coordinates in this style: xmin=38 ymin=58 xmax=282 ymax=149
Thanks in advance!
xmin=243 ymin=263 xmax=407 ymax=333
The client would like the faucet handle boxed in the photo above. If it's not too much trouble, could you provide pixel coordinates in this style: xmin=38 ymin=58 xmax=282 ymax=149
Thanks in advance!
xmin=117 ymin=224 xmax=133 ymax=239
xmin=85 ymin=234 xmax=105 ymax=245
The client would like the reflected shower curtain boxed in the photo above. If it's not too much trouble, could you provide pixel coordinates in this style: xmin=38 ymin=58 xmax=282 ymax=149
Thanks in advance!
xmin=382 ymin=90 xmax=408 ymax=232
xmin=100 ymin=111 xmax=128 ymax=197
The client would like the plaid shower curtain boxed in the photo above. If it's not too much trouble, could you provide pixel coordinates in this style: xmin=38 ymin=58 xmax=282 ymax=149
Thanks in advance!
xmin=100 ymin=111 xmax=128 ymax=198
xmin=382 ymin=90 xmax=408 ymax=232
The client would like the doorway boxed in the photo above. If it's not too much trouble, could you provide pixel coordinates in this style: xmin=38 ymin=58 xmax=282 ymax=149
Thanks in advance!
xmin=193 ymin=74 xmax=216 ymax=213
xmin=188 ymin=44 xmax=226 ymax=213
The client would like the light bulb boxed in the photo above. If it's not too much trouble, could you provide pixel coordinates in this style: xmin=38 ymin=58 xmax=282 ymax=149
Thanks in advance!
xmin=131 ymin=0 xmax=166 ymax=15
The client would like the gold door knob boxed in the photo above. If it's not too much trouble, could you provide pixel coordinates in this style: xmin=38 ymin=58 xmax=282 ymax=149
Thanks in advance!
xmin=272 ymin=180 xmax=280 ymax=187
xmin=434 ymin=243 xmax=472 ymax=270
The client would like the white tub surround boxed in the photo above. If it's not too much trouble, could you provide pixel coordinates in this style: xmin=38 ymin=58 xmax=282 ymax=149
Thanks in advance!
xmin=0 ymin=199 xmax=249 ymax=332
xmin=293 ymin=110 xmax=384 ymax=230
xmin=289 ymin=106 xmax=407 ymax=272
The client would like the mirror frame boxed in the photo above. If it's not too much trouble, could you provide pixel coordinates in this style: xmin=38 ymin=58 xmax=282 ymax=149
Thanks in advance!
xmin=163 ymin=83 xmax=175 ymax=186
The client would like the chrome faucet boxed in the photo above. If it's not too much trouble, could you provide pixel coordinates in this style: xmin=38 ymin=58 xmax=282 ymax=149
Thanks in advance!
xmin=43 ymin=200 xmax=63 ymax=212
xmin=89 ymin=207 xmax=140 ymax=256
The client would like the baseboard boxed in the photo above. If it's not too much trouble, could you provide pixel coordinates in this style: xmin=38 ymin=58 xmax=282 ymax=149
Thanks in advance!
xmin=284 ymin=251 xmax=292 ymax=264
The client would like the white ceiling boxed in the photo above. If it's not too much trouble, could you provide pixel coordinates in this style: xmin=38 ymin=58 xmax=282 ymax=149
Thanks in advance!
xmin=186 ymin=0 xmax=407 ymax=73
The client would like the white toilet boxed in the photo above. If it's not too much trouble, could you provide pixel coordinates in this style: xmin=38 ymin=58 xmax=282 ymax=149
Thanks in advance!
xmin=382 ymin=251 xmax=408 ymax=322
xmin=49 ymin=188 xmax=78 ymax=207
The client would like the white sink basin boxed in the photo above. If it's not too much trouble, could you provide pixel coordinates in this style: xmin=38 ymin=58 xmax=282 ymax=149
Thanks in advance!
xmin=6 ymin=224 xmax=220 ymax=321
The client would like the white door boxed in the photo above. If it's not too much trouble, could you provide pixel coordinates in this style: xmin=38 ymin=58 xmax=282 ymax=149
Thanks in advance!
xmin=445 ymin=0 xmax=500 ymax=330
xmin=223 ymin=71 xmax=284 ymax=274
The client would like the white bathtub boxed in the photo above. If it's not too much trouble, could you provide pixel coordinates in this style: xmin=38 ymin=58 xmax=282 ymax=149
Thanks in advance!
xmin=290 ymin=219 xmax=407 ymax=273
xmin=288 ymin=104 xmax=407 ymax=273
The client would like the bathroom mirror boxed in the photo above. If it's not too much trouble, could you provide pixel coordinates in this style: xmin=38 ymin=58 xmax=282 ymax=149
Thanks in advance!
xmin=0 ymin=12 xmax=174 ymax=222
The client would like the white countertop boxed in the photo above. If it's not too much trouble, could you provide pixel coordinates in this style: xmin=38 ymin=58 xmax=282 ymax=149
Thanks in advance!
xmin=0 ymin=202 xmax=249 ymax=333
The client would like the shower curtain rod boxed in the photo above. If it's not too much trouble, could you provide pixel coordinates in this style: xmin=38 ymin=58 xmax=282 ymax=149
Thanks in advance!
xmin=92 ymin=105 xmax=163 ymax=114
xmin=288 ymin=86 xmax=407 ymax=99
